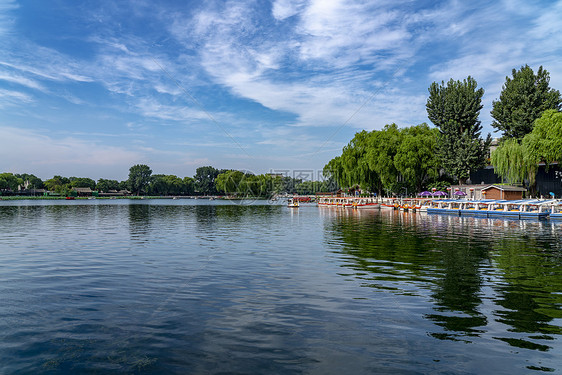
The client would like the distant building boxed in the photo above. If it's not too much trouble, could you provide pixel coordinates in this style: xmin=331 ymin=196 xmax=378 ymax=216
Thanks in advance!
xmin=72 ymin=187 xmax=93 ymax=196
xmin=449 ymin=184 xmax=492 ymax=200
xmin=469 ymin=163 xmax=562 ymax=198
xmin=481 ymin=185 xmax=526 ymax=200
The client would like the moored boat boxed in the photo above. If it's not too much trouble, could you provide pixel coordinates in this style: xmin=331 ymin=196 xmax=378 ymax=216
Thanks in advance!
xmin=352 ymin=197 xmax=380 ymax=209
xmin=550 ymin=202 xmax=562 ymax=219
xmin=287 ymin=198 xmax=299 ymax=208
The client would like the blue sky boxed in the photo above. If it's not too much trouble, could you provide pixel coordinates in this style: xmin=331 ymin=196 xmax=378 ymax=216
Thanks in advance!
xmin=1 ymin=0 xmax=561 ymax=181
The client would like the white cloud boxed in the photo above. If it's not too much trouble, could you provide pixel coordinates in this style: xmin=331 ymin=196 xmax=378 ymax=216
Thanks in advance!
xmin=0 ymin=71 xmax=45 ymax=91
xmin=0 ymin=88 xmax=33 ymax=107
xmin=272 ymin=0 xmax=306 ymax=20
xmin=0 ymin=0 xmax=17 ymax=36
xmin=0 ymin=126 xmax=142 ymax=179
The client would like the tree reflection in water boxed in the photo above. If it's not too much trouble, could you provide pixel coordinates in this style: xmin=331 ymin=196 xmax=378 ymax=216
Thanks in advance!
xmin=325 ymin=209 xmax=562 ymax=353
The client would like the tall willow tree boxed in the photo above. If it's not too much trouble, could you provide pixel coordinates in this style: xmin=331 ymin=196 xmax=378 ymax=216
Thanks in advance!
xmin=323 ymin=156 xmax=344 ymax=188
xmin=426 ymin=77 xmax=491 ymax=184
xmin=394 ymin=124 xmax=440 ymax=192
xmin=366 ymin=124 xmax=402 ymax=193
xmin=342 ymin=130 xmax=381 ymax=193
xmin=490 ymin=138 xmax=529 ymax=184
xmin=492 ymin=110 xmax=562 ymax=188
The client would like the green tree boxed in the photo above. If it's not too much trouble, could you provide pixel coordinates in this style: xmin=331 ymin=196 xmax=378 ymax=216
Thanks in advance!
xmin=96 ymin=179 xmax=120 ymax=192
xmin=44 ymin=175 xmax=71 ymax=194
xmin=15 ymin=173 xmax=43 ymax=189
xmin=70 ymin=177 xmax=96 ymax=189
xmin=491 ymin=110 xmax=562 ymax=188
xmin=323 ymin=156 xmax=345 ymax=190
xmin=426 ymin=77 xmax=491 ymax=184
xmin=490 ymin=138 xmax=527 ymax=184
xmin=394 ymin=123 xmax=440 ymax=192
xmin=128 ymin=164 xmax=152 ymax=195
xmin=521 ymin=109 xmax=562 ymax=172
xmin=342 ymin=130 xmax=381 ymax=193
xmin=148 ymin=174 xmax=184 ymax=195
xmin=118 ymin=180 xmax=129 ymax=191
xmin=194 ymin=166 xmax=220 ymax=195
xmin=216 ymin=170 xmax=245 ymax=195
xmin=366 ymin=124 xmax=402 ymax=194
xmin=491 ymin=65 xmax=562 ymax=139
xmin=0 ymin=173 xmax=23 ymax=191
xmin=182 ymin=177 xmax=195 ymax=195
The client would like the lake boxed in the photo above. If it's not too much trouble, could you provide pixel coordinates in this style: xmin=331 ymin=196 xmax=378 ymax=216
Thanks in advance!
xmin=1 ymin=200 xmax=561 ymax=374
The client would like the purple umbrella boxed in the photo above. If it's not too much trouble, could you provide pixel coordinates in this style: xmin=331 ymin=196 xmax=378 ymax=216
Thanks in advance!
xmin=432 ymin=190 xmax=447 ymax=196
xmin=418 ymin=191 xmax=432 ymax=197
xmin=454 ymin=190 xmax=467 ymax=196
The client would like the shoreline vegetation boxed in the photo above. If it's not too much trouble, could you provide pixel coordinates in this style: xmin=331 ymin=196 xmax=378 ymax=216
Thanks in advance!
xmin=0 ymin=195 xmax=275 ymax=201
xmin=323 ymin=66 xmax=561 ymax=197
xmin=0 ymin=165 xmax=337 ymax=200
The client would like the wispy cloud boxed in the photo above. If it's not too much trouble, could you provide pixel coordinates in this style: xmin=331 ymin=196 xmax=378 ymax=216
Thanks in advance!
xmin=0 ymin=126 xmax=141 ymax=179
xmin=0 ymin=88 xmax=33 ymax=108
xmin=0 ymin=0 xmax=560 ymax=177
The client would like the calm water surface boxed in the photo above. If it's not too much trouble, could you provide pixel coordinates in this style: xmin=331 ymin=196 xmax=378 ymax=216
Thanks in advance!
xmin=0 ymin=200 xmax=561 ymax=374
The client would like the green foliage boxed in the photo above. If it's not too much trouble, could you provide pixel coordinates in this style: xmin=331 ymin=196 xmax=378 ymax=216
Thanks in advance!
xmin=148 ymin=174 xmax=184 ymax=195
xmin=426 ymin=77 xmax=490 ymax=183
xmin=44 ymin=175 xmax=71 ymax=194
xmin=491 ymin=138 xmax=528 ymax=184
xmin=0 ymin=173 xmax=23 ymax=191
xmin=15 ymin=173 xmax=43 ymax=189
xmin=366 ymin=125 xmax=401 ymax=193
xmin=128 ymin=164 xmax=152 ymax=195
xmin=324 ymin=123 xmax=442 ymax=196
xmin=182 ymin=177 xmax=195 ymax=195
xmin=96 ymin=179 xmax=120 ymax=192
xmin=491 ymin=110 xmax=562 ymax=187
xmin=70 ymin=177 xmax=96 ymax=189
xmin=491 ymin=65 xmax=562 ymax=139
xmin=393 ymin=123 xmax=440 ymax=192
xmin=216 ymin=170 xmax=245 ymax=195
xmin=194 ymin=166 xmax=220 ymax=195
xmin=523 ymin=110 xmax=562 ymax=167
xmin=323 ymin=156 xmax=345 ymax=189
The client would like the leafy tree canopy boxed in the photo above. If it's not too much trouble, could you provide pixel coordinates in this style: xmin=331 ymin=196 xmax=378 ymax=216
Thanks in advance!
xmin=194 ymin=166 xmax=220 ymax=195
xmin=491 ymin=65 xmax=562 ymax=139
xmin=128 ymin=164 xmax=152 ymax=195
xmin=0 ymin=173 xmax=23 ymax=191
xmin=522 ymin=109 xmax=562 ymax=169
xmin=15 ymin=173 xmax=43 ymax=189
xmin=394 ymin=123 xmax=440 ymax=192
xmin=426 ymin=76 xmax=490 ymax=184
xmin=70 ymin=177 xmax=96 ymax=189
xmin=96 ymin=179 xmax=120 ymax=192
xmin=491 ymin=110 xmax=562 ymax=187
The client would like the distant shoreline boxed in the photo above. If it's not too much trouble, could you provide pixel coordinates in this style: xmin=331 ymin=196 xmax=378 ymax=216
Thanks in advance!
xmin=0 ymin=196 xmax=274 ymax=201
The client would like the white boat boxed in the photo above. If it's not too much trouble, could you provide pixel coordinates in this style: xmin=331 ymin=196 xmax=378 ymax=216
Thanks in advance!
xmin=428 ymin=199 xmax=553 ymax=219
xmin=287 ymin=198 xmax=299 ymax=208
xmin=550 ymin=201 xmax=562 ymax=219
xmin=352 ymin=197 xmax=380 ymax=209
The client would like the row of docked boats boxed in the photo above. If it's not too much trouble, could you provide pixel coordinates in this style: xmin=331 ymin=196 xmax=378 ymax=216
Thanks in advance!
xmin=425 ymin=199 xmax=562 ymax=219
xmin=316 ymin=196 xmax=562 ymax=219
xmin=317 ymin=197 xmax=380 ymax=209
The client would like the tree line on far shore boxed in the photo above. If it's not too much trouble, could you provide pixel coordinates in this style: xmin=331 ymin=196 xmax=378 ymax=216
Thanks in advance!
xmin=323 ymin=65 xmax=562 ymax=196
xmin=0 ymin=165 xmax=336 ymax=197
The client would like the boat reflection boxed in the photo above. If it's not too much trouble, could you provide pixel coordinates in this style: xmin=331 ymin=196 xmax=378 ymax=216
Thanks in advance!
xmin=324 ymin=208 xmax=562 ymax=352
